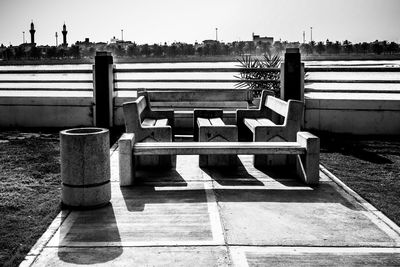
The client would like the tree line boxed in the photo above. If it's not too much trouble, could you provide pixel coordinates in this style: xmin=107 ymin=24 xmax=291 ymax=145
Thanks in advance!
xmin=1 ymin=39 xmax=399 ymax=61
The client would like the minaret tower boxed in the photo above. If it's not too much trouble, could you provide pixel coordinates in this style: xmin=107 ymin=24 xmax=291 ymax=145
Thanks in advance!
xmin=62 ymin=23 xmax=68 ymax=46
xmin=29 ymin=21 xmax=36 ymax=45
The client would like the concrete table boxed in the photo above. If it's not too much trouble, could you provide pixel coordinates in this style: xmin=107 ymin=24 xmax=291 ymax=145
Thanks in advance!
xmin=194 ymin=109 xmax=238 ymax=167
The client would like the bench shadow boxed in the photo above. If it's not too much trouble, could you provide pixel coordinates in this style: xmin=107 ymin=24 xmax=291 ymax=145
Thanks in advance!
xmin=120 ymin=183 xmax=360 ymax=212
xmin=254 ymin=166 xmax=312 ymax=187
xmin=134 ymin=168 xmax=188 ymax=187
xmin=200 ymin=160 xmax=264 ymax=186
xmin=120 ymin=186 xmax=208 ymax=212
xmin=58 ymin=203 xmax=123 ymax=264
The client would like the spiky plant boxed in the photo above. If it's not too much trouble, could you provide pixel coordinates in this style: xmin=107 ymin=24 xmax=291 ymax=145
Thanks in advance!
xmin=235 ymin=51 xmax=282 ymax=98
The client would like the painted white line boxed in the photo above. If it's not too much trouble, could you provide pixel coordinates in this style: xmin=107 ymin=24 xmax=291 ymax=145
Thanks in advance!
xmin=229 ymin=247 xmax=249 ymax=267
xmin=22 ymin=210 xmax=70 ymax=266
xmin=320 ymin=164 xmax=400 ymax=244
xmin=204 ymin=181 xmax=225 ymax=245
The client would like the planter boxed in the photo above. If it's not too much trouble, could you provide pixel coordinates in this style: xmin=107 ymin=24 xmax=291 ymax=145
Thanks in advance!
xmin=60 ymin=127 xmax=111 ymax=208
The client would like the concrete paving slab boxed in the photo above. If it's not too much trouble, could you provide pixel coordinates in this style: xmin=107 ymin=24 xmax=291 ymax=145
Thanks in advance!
xmin=216 ymin=182 xmax=399 ymax=246
xmin=33 ymin=246 xmax=230 ymax=267
xmin=231 ymin=247 xmax=400 ymax=267
xmin=47 ymin=182 xmax=216 ymax=247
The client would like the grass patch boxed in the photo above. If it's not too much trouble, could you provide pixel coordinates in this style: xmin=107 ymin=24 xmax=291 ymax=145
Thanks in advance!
xmin=320 ymin=133 xmax=400 ymax=226
xmin=0 ymin=131 xmax=61 ymax=267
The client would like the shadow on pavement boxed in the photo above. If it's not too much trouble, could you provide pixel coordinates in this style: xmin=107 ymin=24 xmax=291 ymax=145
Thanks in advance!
xmin=57 ymin=204 xmax=123 ymax=264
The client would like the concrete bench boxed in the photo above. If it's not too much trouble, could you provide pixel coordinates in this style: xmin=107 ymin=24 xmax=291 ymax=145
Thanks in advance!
xmin=122 ymin=94 xmax=175 ymax=168
xmin=138 ymin=89 xmax=252 ymax=134
xmin=193 ymin=109 xmax=238 ymax=167
xmin=118 ymin=131 xmax=319 ymax=186
xmin=236 ymin=90 xmax=304 ymax=167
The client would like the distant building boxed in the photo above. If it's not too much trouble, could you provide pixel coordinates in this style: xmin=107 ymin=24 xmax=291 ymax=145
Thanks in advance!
xmin=252 ymin=33 xmax=273 ymax=45
xmin=202 ymin=39 xmax=219 ymax=46
xmin=62 ymin=23 xmax=68 ymax=47
xmin=29 ymin=21 xmax=36 ymax=45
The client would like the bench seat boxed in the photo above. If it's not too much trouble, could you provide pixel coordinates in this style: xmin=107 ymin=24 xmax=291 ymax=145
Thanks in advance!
xmin=244 ymin=118 xmax=276 ymax=132
xmin=142 ymin=118 xmax=168 ymax=127
xmin=118 ymin=131 xmax=320 ymax=186
xmin=134 ymin=141 xmax=305 ymax=155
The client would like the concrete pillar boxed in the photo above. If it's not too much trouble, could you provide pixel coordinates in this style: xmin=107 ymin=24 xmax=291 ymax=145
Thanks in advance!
xmin=280 ymin=48 xmax=303 ymax=101
xmin=60 ymin=128 xmax=111 ymax=208
xmin=94 ymin=51 xmax=114 ymax=127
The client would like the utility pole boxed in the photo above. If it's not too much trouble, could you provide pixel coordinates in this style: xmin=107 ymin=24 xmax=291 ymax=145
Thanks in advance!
xmin=121 ymin=29 xmax=124 ymax=41
xmin=55 ymin=32 xmax=58 ymax=46
xmin=310 ymin=27 xmax=313 ymax=43
xmin=303 ymin=31 xmax=305 ymax=43
xmin=23 ymin=31 xmax=25 ymax=44
xmin=215 ymin=28 xmax=218 ymax=41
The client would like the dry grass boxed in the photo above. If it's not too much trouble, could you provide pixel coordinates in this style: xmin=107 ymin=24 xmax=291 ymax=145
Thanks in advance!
xmin=0 ymin=131 xmax=61 ymax=267
xmin=320 ymin=133 xmax=400 ymax=226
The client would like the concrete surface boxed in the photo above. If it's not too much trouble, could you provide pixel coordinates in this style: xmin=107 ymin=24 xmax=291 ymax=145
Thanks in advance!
xmin=304 ymin=92 xmax=400 ymax=135
xmin=21 ymin=147 xmax=400 ymax=266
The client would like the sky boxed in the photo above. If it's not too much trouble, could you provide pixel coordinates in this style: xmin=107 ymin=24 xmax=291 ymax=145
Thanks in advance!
xmin=0 ymin=0 xmax=399 ymax=46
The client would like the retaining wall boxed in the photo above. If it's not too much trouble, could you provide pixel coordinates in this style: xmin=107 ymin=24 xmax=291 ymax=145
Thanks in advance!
xmin=304 ymin=93 xmax=400 ymax=135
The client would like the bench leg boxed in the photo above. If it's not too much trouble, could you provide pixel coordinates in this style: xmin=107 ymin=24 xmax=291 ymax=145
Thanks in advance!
xmin=295 ymin=132 xmax=320 ymax=185
xmin=199 ymin=126 xmax=238 ymax=167
xmin=119 ymin=133 xmax=135 ymax=186
xmin=253 ymin=130 xmax=289 ymax=169
xmin=136 ymin=130 xmax=176 ymax=169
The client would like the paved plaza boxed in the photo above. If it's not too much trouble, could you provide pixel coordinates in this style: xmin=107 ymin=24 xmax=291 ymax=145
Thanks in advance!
xmin=21 ymin=146 xmax=400 ymax=266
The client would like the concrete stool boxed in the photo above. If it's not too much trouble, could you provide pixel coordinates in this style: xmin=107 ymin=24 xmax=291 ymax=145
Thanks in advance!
xmin=194 ymin=109 xmax=238 ymax=167
xmin=60 ymin=128 xmax=111 ymax=208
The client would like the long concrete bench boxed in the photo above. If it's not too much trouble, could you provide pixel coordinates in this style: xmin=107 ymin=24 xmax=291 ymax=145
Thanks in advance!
xmin=237 ymin=90 xmax=304 ymax=167
xmin=122 ymin=94 xmax=175 ymax=168
xmin=118 ymin=131 xmax=319 ymax=186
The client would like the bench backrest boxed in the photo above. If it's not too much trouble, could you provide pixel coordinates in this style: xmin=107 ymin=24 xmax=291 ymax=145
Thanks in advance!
xmin=264 ymin=96 xmax=303 ymax=124
xmin=139 ymin=89 xmax=251 ymax=111
xmin=122 ymin=95 xmax=148 ymax=133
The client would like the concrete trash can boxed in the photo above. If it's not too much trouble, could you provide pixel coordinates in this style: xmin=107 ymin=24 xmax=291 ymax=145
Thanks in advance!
xmin=60 ymin=127 xmax=111 ymax=208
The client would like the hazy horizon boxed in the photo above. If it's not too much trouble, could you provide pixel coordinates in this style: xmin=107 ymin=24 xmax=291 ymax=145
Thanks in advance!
xmin=1 ymin=0 xmax=400 ymax=46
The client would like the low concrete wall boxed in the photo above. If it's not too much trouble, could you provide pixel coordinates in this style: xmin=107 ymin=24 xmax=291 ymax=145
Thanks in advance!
xmin=0 ymin=95 xmax=93 ymax=127
xmin=2 ymin=91 xmax=400 ymax=136
xmin=304 ymin=93 xmax=400 ymax=135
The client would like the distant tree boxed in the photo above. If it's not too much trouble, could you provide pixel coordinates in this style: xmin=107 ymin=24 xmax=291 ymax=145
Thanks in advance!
xmin=140 ymin=44 xmax=151 ymax=57
xmin=69 ymin=45 xmax=81 ymax=58
xmin=166 ymin=45 xmax=177 ymax=57
xmin=309 ymin=41 xmax=316 ymax=54
xmin=372 ymin=41 xmax=383 ymax=55
xmin=152 ymin=44 xmax=163 ymax=57
xmin=127 ymin=43 xmax=138 ymax=57
xmin=29 ymin=46 xmax=41 ymax=59
xmin=260 ymin=42 xmax=271 ymax=55
xmin=361 ymin=42 xmax=370 ymax=54
xmin=273 ymin=42 xmax=284 ymax=54
xmin=46 ymin=46 xmax=57 ymax=58
xmin=14 ymin=46 xmax=24 ymax=59
xmin=388 ymin=42 xmax=399 ymax=54
xmin=343 ymin=40 xmax=353 ymax=54
xmin=316 ymin=41 xmax=325 ymax=54
xmin=210 ymin=42 xmax=221 ymax=55
xmin=332 ymin=41 xmax=341 ymax=54
xmin=300 ymin=43 xmax=312 ymax=55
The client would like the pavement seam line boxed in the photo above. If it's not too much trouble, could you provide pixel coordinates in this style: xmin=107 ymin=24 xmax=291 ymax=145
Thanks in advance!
xmin=320 ymin=163 xmax=400 ymax=242
xmin=20 ymin=211 xmax=71 ymax=267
